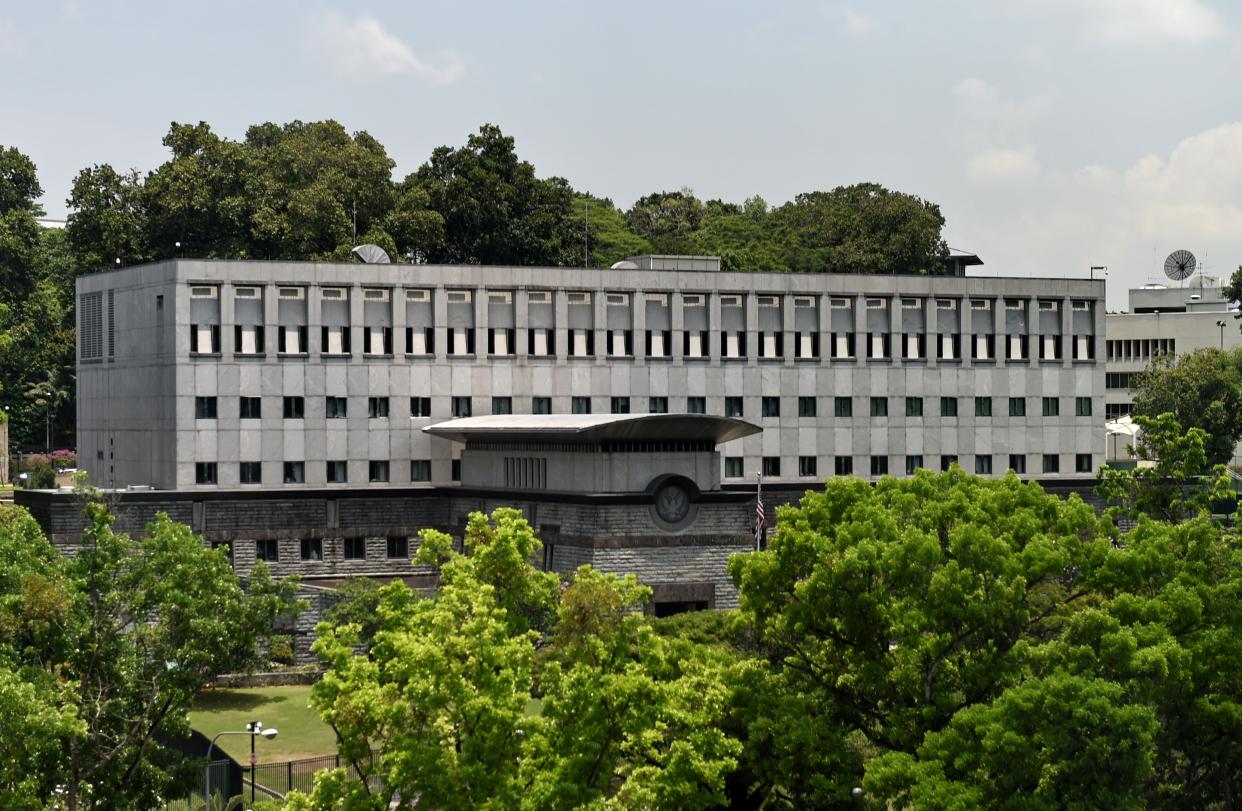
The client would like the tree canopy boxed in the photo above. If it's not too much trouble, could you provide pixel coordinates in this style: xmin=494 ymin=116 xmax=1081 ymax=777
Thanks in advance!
xmin=0 ymin=498 xmax=300 ymax=810
xmin=1131 ymin=346 xmax=1242 ymax=465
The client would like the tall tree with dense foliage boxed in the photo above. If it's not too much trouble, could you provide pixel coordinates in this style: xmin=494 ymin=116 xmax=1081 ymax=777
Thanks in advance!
xmin=0 ymin=147 xmax=77 ymax=448
xmin=0 ymin=500 xmax=300 ymax=810
xmin=295 ymin=508 xmax=739 ymax=811
xmin=729 ymin=463 xmax=1242 ymax=808
xmin=414 ymin=124 xmax=581 ymax=266
xmin=1131 ymin=346 xmax=1242 ymax=465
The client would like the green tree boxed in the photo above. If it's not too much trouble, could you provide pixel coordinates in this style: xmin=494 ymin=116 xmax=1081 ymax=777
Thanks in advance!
xmin=567 ymin=194 xmax=651 ymax=268
xmin=1131 ymin=347 xmax=1242 ymax=465
xmin=65 ymin=164 xmax=149 ymax=271
xmin=770 ymin=183 xmax=951 ymax=275
xmin=624 ymin=188 xmax=705 ymax=255
xmin=1224 ymin=265 xmax=1242 ymax=329
xmin=0 ymin=500 xmax=300 ymax=810
xmin=1097 ymin=412 xmax=1233 ymax=523
xmin=296 ymin=510 xmax=741 ymax=810
xmin=415 ymin=125 xmax=581 ymax=266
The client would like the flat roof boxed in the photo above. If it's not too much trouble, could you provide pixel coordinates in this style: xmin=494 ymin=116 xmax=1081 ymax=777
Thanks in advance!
xmin=423 ymin=413 xmax=761 ymax=445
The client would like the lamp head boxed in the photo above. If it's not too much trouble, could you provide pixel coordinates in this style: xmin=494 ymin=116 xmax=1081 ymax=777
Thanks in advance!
xmin=260 ymin=727 xmax=278 ymax=740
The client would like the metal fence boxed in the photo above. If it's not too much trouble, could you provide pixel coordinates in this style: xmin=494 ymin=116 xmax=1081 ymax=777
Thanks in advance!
xmin=251 ymin=752 xmax=375 ymax=799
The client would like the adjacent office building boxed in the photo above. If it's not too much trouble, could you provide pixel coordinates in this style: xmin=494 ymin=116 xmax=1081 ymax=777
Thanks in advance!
xmin=75 ymin=255 xmax=1106 ymax=491
xmin=1104 ymin=275 xmax=1241 ymax=465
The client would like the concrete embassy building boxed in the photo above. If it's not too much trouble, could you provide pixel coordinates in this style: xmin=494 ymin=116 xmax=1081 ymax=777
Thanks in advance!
xmin=76 ymin=255 xmax=1106 ymax=491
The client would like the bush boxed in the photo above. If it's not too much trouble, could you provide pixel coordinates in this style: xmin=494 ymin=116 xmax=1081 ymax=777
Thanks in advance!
xmin=268 ymin=635 xmax=295 ymax=666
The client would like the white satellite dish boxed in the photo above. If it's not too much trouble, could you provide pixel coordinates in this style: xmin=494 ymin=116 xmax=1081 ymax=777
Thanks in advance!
xmin=352 ymin=244 xmax=392 ymax=264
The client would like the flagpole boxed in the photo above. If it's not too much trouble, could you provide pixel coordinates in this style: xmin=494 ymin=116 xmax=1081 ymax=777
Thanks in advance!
xmin=755 ymin=471 xmax=763 ymax=552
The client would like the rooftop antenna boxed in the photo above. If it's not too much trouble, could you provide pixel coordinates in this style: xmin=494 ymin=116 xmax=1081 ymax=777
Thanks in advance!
xmin=352 ymin=200 xmax=357 ymax=244
xmin=1163 ymin=249 xmax=1197 ymax=287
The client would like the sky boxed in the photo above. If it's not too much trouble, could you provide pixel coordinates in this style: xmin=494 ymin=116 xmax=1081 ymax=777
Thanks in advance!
xmin=3 ymin=0 xmax=1242 ymax=308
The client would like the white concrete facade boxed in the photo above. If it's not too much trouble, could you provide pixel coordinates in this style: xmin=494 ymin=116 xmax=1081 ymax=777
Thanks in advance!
xmin=76 ymin=258 xmax=1107 ymax=491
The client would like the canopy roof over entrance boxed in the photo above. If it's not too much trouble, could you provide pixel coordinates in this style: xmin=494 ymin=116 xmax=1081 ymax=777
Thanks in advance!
xmin=423 ymin=413 xmax=760 ymax=446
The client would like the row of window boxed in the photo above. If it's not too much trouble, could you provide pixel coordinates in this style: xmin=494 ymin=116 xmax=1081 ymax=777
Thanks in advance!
xmin=1105 ymin=372 xmax=1136 ymax=390
xmin=188 ymin=325 xmax=1097 ymax=364
xmin=195 ymin=459 xmax=454 ymax=485
xmin=730 ymin=452 xmax=1094 ymax=478
xmin=194 ymin=394 xmax=1095 ymax=421
xmin=245 ymin=535 xmax=411 ymax=563
xmin=197 ymin=451 xmax=1094 ymax=487
xmin=1105 ymin=338 xmax=1174 ymax=362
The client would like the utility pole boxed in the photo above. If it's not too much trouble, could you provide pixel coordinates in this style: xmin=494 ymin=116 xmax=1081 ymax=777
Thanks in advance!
xmin=583 ymin=200 xmax=589 ymax=268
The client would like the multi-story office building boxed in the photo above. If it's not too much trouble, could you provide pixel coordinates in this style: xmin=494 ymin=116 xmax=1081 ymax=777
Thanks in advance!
xmin=76 ymin=256 xmax=1106 ymax=491
xmin=1104 ymin=276 xmax=1241 ymax=464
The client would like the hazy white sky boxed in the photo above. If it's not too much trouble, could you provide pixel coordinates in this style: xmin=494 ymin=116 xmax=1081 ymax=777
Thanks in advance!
xmin=3 ymin=0 xmax=1241 ymax=306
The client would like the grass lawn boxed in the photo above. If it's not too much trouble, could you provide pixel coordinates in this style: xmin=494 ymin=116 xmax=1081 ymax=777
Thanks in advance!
xmin=189 ymin=685 xmax=337 ymax=763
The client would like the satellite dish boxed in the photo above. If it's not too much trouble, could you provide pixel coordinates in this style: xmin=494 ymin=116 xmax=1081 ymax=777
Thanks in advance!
xmin=1163 ymin=250 xmax=1196 ymax=281
xmin=351 ymin=244 xmax=392 ymax=264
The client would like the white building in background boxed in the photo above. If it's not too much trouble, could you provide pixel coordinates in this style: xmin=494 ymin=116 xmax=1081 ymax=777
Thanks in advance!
xmin=1104 ymin=275 xmax=1242 ymax=464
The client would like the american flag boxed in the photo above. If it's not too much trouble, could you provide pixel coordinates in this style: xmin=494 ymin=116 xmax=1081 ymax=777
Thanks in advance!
xmin=755 ymin=475 xmax=765 ymax=546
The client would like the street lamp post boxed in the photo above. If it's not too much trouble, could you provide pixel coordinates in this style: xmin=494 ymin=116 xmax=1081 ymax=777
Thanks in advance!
xmin=204 ymin=722 xmax=278 ymax=809
xmin=1217 ymin=319 xmax=1228 ymax=350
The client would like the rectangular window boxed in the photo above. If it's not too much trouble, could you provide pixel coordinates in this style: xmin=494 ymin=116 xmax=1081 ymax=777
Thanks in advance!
xmin=975 ymin=455 xmax=993 ymax=475
xmin=905 ymin=397 xmax=923 ymax=417
xmin=1008 ymin=397 xmax=1026 ymax=417
xmin=974 ymin=397 xmax=992 ymax=417
xmin=195 ymin=462 xmax=217 ymax=485
xmin=1042 ymin=454 xmax=1060 ymax=474
xmin=368 ymin=397 xmax=389 ymax=419
xmin=387 ymin=536 xmax=409 ymax=559
xmin=1042 ymin=397 xmax=1060 ymax=417
xmin=255 ymin=539 xmax=279 ymax=562
xmin=239 ymin=396 xmax=261 ymax=419
xmin=799 ymin=456 xmax=818 ymax=477
xmin=410 ymin=460 xmax=431 ymax=481
xmin=300 ymin=538 xmax=323 ymax=562
xmin=492 ymin=396 xmax=513 ymax=415
xmin=835 ymin=396 xmax=853 ymax=417
xmin=870 ymin=397 xmax=888 ymax=417
xmin=326 ymin=460 xmax=348 ymax=483
xmin=834 ymin=456 xmax=853 ymax=476
xmin=687 ymin=396 xmax=706 ymax=414
xmin=1009 ymin=454 xmax=1026 ymax=474
xmin=326 ymin=396 xmax=348 ymax=419
xmin=762 ymin=397 xmax=781 ymax=418
xmin=725 ymin=397 xmax=744 ymax=418
xmin=905 ymin=455 xmax=924 ymax=475
xmin=611 ymin=397 xmax=631 ymax=414
xmin=762 ymin=456 xmax=780 ymax=477
xmin=195 ymin=397 xmax=217 ymax=420
xmin=239 ymin=461 xmax=262 ymax=484
xmin=532 ymin=397 xmax=552 ymax=415
xmin=344 ymin=537 xmax=366 ymax=560
xmin=571 ymin=396 xmax=591 ymax=414
xmin=452 ymin=397 xmax=473 ymax=418
xmin=941 ymin=454 xmax=958 ymax=471
xmin=870 ymin=456 xmax=889 ymax=476
xmin=283 ymin=396 xmax=305 ymax=419
xmin=369 ymin=460 xmax=390 ymax=482
xmin=798 ymin=396 xmax=817 ymax=417
xmin=940 ymin=397 xmax=957 ymax=417
xmin=725 ymin=456 xmax=744 ymax=478
xmin=1075 ymin=453 xmax=1093 ymax=473
xmin=649 ymin=396 xmax=668 ymax=414
xmin=1075 ymin=397 xmax=1092 ymax=417
xmin=410 ymin=397 xmax=432 ymax=417
xmin=451 ymin=459 xmax=461 ymax=481
xmin=283 ymin=461 xmax=305 ymax=483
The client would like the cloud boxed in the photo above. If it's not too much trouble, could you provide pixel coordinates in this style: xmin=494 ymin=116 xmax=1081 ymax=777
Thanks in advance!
xmin=0 ymin=18 xmax=16 ymax=55
xmin=966 ymin=146 xmax=1042 ymax=182
xmin=840 ymin=7 xmax=875 ymax=36
xmin=306 ymin=10 xmax=464 ymax=84
xmin=950 ymin=121 xmax=1242 ymax=305
xmin=1057 ymin=0 xmax=1224 ymax=43
xmin=952 ymin=77 xmax=1054 ymax=150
